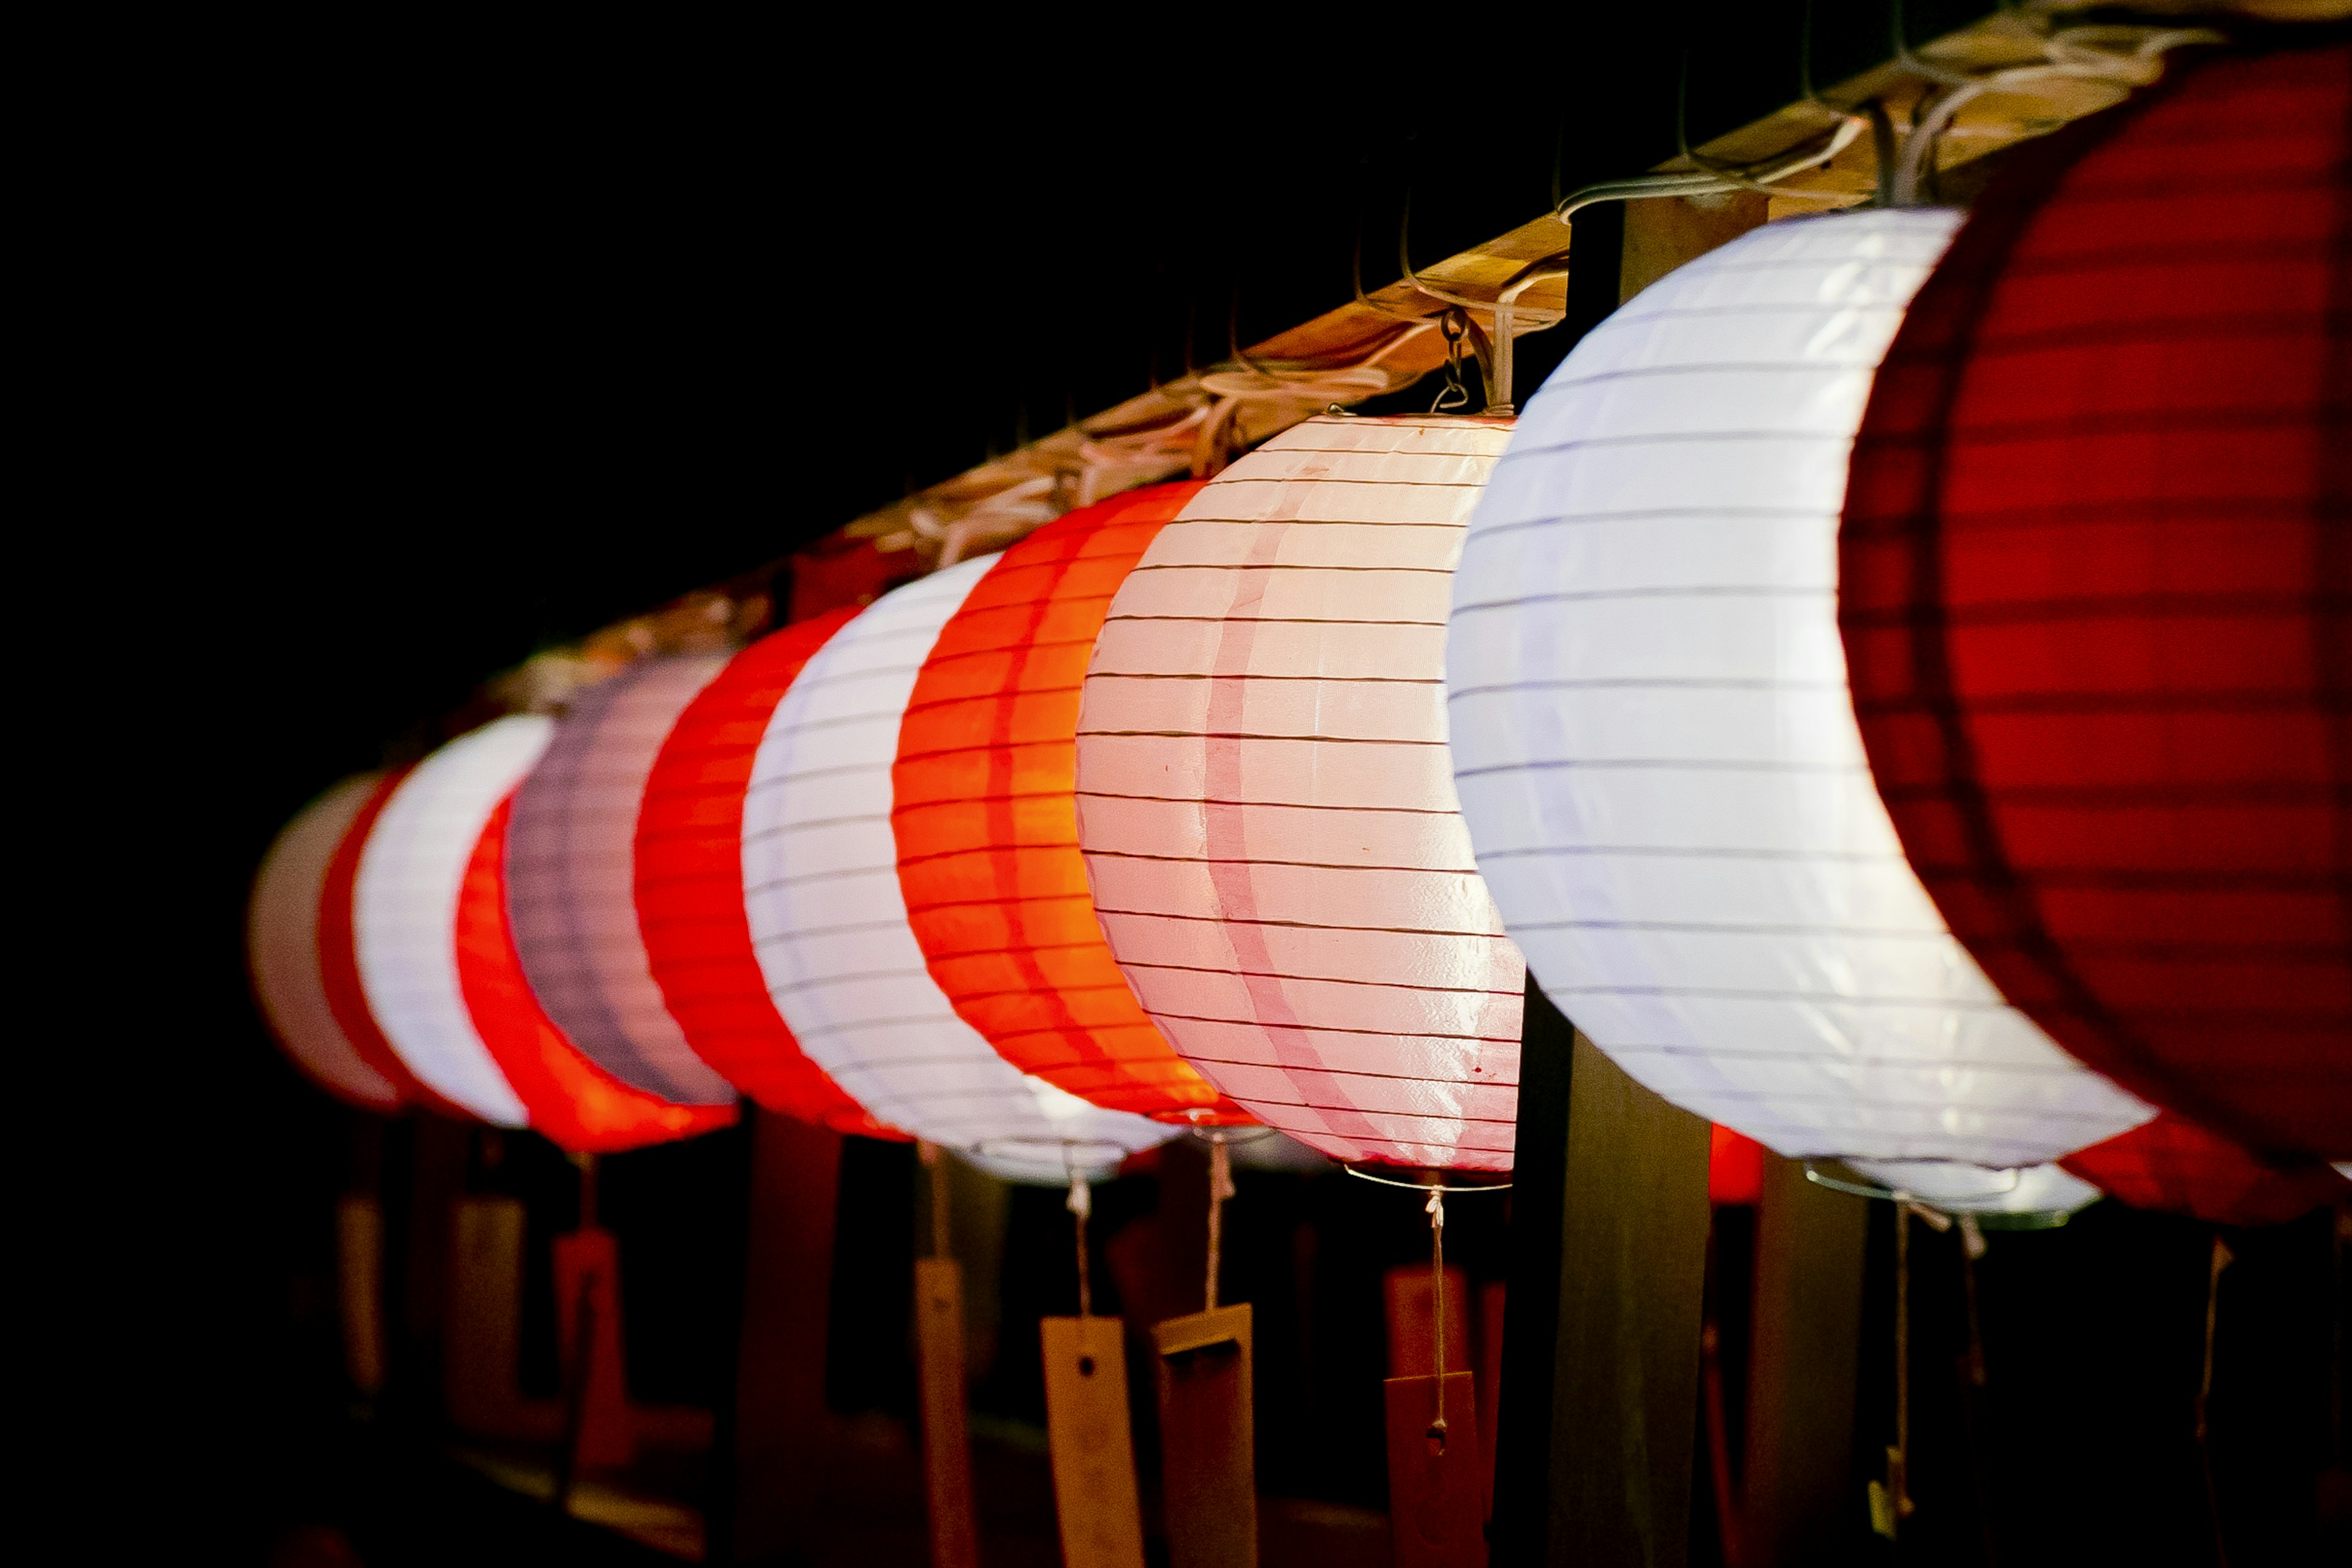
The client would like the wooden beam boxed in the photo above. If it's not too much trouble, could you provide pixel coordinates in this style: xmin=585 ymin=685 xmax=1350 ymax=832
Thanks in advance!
xmin=1742 ymin=1156 xmax=1868 ymax=1566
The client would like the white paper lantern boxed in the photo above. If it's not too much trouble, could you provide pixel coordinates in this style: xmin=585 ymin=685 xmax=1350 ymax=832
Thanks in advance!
xmin=507 ymin=655 xmax=737 ymax=1105
xmin=741 ymin=558 xmax=1171 ymax=1182
xmin=353 ymin=716 xmax=547 ymax=1126
xmin=247 ymin=774 xmax=406 ymax=1109
xmin=1445 ymin=210 xmax=2150 ymax=1184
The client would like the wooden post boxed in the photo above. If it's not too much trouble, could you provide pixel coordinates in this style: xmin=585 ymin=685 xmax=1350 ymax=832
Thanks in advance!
xmin=1742 ymin=1154 xmax=1867 ymax=1566
xmin=445 ymin=1193 xmax=530 ymax=1438
xmin=1477 ymin=1280 xmax=1505 ymax=1523
xmin=915 ymin=1256 xmax=981 ymax=1568
xmin=1152 ymin=1303 xmax=1256 ymax=1568
xmin=1549 ymin=1032 xmax=1714 ymax=1567
xmin=1492 ymin=977 xmax=1714 ymax=1567
xmin=1041 ymin=1314 xmax=1147 ymax=1568
xmin=1490 ymin=978 xmax=1573 ymax=1567
xmin=729 ymin=1108 xmax=845 ymax=1560
xmin=336 ymin=1194 xmax=387 ymax=1397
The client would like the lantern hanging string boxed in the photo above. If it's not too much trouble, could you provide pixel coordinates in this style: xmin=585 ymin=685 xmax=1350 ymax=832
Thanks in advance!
xmin=1427 ymin=1184 xmax=1449 ymax=1447
xmin=1066 ymin=1156 xmax=1094 ymax=1322
xmin=1205 ymin=1132 xmax=1234 ymax=1313
xmin=2196 ymin=1232 xmax=2234 ymax=1567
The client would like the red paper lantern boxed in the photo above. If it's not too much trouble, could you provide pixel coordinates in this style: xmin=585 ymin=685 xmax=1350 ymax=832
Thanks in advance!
xmin=892 ymin=483 xmax=1251 ymax=1123
xmin=459 ymin=795 xmax=736 ymax=1153
xmin=636 ymin=610 xmax=898 ymax=1136
xmin=2063 ymin=1114 xmax=2348 ymax=1227
xmin=1840 ymin=44 xmax=2352 ymax=1172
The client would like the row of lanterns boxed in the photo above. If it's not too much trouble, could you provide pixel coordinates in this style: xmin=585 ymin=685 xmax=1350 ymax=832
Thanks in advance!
xmin=251 ymin=43 xmax=2348 ymax=1221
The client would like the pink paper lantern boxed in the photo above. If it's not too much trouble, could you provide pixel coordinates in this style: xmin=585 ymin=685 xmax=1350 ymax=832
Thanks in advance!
xmin=1075 ymin=415 xmax=1525 ymax=1172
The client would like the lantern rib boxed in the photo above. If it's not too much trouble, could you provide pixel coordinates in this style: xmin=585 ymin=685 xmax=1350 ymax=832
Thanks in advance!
xmin=1095 ymin=906 xmax=1505 ymax=938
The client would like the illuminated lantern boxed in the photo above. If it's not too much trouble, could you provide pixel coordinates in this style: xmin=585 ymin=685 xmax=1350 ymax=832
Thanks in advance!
xmin=358 ymin=715 xmax=731 ymax=1150
xmin=743 ymin=560 xmax=1171 ymax=1180
xmin=893 ymin=482 xmax=1250 ymax=1124
xmin=507 ymin=656 xmax=738 ymax=1106
xmin=315 ymin=769 xmax=460 ymax=1112
xmin=637 ymin=610 xmax=896 ymax=1134
xmin=1841 ymin=45 xmax=2352 ymax=1170
xmin=1446 ymin=211 xmax=2150 ymax=1193
xmin=1076 ymin=417 xmax=1525 ymax=1173
xmin=2063 ymin=1114 xmax=2350 ymax=1227
xmin=247 ymin=774 xmax=405 ymax=1109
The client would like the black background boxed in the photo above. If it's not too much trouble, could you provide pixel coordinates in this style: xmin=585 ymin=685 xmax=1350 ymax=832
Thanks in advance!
xmin=40 ymin=5 xmax=2343 ymax=1563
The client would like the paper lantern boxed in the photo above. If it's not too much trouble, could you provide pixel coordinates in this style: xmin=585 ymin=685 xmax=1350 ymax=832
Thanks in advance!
xmin=358 ymin=715 xmax=731 ymax=1150
xmin=248 ymin=774 xmax=406 ymax=1109
xmin=1840 ymin=45 xmax=2352 ymax=1168
xmin=637 ymin=609 xmax=896 ymax=1135
xmin=892 ymin=482 xmax=1251 ymax=1124
xmin=507 ymin=655 xmax=737 ymax=1105
xmin=742 ymin=559 xmax=1170 ymax=1180
xmin=1446 ymin=210 xmax=2151 ymax=1186
xmin=1076 ymin=417 xmax=1526 ymax=1173
xmin=2063 ymin=1114 xmax=2349 ymax=1227
xmin=460 ymin=795 xmax=734 ymax=1152
xmin=314 ymin=767 xmax=462 ymax=1112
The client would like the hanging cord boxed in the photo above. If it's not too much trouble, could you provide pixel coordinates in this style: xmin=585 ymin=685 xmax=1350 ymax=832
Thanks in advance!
xmin=1958 ymin=1212 xmax=1988 ymax=1389
xmin=1068 ymin=1166 xmax=1094 ymax=1321
xmin=2198 ymin=1232 xmax=2235 ymax=1568
xmin=1869 ymin=1196 xmax=1938 ymax=1538
xmin=1887 ymin=20 xmax=2223 ymax=205
xmin=1205 ymin=1131 xmax=1234 ymax=1312
xmin=1426 ymin=1184 xmax=1450 ymax=1448
xmin=1429 ymin=311 xmax=1472 ymax=414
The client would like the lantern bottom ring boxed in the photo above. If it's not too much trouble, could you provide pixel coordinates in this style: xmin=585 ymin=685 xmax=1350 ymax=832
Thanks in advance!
xmin=1177 ymin=1125 xmax=1287 ymax=1147
xmin=1340 ymin=1165 xmax=1513 ymax=1195
xmin=967 ymin=1136 xmax=1142 ymax=1168
xmin=1803 ymin=1160 xmax=2079 ymax=1231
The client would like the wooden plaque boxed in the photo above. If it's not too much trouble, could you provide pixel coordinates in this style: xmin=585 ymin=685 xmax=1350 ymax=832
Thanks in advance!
xmin=552 ymin=1225 xmax=633 ymax=1469
xmin=1041 ymin=1316 xmax=1147 ymax=1568
xmin=1385 ymin=1371 xmax=1487 ymax=1568
xmin=1150 ymin=1303 xmax=1256 ymax=1568
xmin=1382 ymin=1264 xmax=1472 ymax=1378
xmin=914 ymin=1256 xmax=980 ymax=1568
xmin=1476 ymin=1280 xmax=1506 ymax=1522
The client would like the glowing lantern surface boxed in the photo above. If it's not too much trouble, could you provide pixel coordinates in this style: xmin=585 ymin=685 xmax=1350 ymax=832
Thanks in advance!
xmin=743 ymin=559 xmax=1170 ymax=1180
xmin=248 ymin=774 xmax=405 ymax=1109
xmin=2062 ymin=1114 xmax=2350 ymax=1227
xmin=358 ymin=715 xmax=731 ymax=1150
xmin=636 ymin=610 xmax=895 ymax=1134
xmin=1446 ymin=211 xmax=2150 ymax=1179
xmin=1077 ymin=417 xmax=1525 ymax=1172
xmin=507 ymin=655 xmax=737 ymax=1105
xmin=893 ymin=482 xmax=1250 ymax=1123
xmin=315 ymin=769 xmax=454 ymax=1110
xmin=461 ymin=795 xmax=734 ymax=1152
xmin=1841 ymin=45 xmax=2352 ymax=1166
